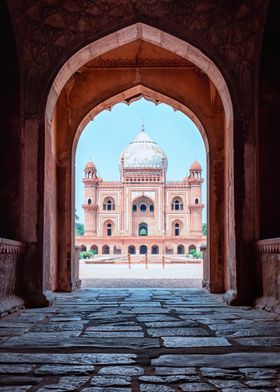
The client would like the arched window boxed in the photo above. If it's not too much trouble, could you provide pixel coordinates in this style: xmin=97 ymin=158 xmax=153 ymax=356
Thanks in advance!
xmin=171 ymin=197 xmax=183 ymax=211
xmin=128 ymin=245 xmax=136 ymax=254
xmin=140 ymin=245 xmax=148 ymax=254
xmin=90 ymin=245 xmax=98 ymax=254
xmin=102 ymin=245 xmax=110 ymax=254
xmin=189 ymin=244 xmax=196 ymax=252
xmin=177 ymin=245 xmax=185 ymax=254
xmin=175 ymin=223 xmax=180 ymax=236
xmin=88 ymin=198 xmax=92 ymax=205
xmin=139 ymin=223 xmax=148 ymax=236
xmin=132 ymin=196 xmax=154 ymax=215
xmin=107 ymin=223 xmax=112 ymax=236
xmin=140 ymin=203 xmax=147 ymax=213
xmin=103 ymin=197 xmax=115 ymax=211
xmin=151 ymin=245 xmax=159 ymax=254
xmin=195 ymin=198 xmax=199 ymax=204
xmin=81 ymin=244 xmax=87 ymax=251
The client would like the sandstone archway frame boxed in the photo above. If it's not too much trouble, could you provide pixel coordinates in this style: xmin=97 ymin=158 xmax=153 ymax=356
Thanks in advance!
xmin=44 ymin=23 xmax=235 ymax=296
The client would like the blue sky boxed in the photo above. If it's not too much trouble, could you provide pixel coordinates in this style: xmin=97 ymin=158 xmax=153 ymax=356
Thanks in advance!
xmin=75 ymin=98 xmax=207 ymax=223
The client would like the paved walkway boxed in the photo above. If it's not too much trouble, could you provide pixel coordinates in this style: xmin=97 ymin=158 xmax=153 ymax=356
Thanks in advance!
xmin=0 ymin=288 xmax=279 ymax=391
xmin=80 ymin=262 xmax=203 ymax=288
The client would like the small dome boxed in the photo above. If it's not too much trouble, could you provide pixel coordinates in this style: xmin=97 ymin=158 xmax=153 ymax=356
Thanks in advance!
xmin=190 ymin=161 xmax=202 ymax=171
xmin=119 ymin=128 xmax=168 ymax=170
xmin=85 ymin=161 xmax=96 ymax=170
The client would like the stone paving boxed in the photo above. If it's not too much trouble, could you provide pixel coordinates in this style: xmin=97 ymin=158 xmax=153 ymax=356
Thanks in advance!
xmin=0 ymin=288 xmax=279 ymax=391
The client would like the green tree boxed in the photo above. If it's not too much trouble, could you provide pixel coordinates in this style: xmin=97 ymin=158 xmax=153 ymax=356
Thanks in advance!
xmin=202 ymin=222 xmax=207 ymax=236
xmin=75 ymin=223 xmax=84 ymax=236
xmin=79 ymin=250 xmax=95 ymax=259
xmin=188 ymin=249 xmax=202 ymax=259
xmin=75 ymin=209 xmax=84 ymax=236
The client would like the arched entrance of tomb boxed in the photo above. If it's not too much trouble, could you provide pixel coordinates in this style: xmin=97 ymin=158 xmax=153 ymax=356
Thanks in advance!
xmin=177 ymin=245 xmax=185 ymax=255
xmin=44 ymin=23 xmax=236 ymax=298
xmin=140 ymin=245 xmax=148 ymax=255
xmin=128 ymin=245 xmax=136 ymax=255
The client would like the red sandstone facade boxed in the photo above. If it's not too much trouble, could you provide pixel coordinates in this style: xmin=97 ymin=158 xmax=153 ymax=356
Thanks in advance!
xmin=1 ymin=1 xmax=279 ymax=312
xmin=76 ymin=128 xmax=205 ymax=257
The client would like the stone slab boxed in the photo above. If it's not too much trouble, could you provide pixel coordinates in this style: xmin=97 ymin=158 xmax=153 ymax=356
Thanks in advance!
xmin=36 ymin=376 xmax=89 ymax=391
xmin=154 ymin=367 xmax=197 ymax=375
xmin=86 ymin=325 xmax=142 ymax=331
xmin=140 ymin=385 xmax=174 ymax=392
xmin=144 ymin=321 xmax=198 ymax=328
xmin=0 ymin=387 xmax=32 ymax=392
xmin=200 ymin=368 xmax=240 ymax=379
xmin=139 ymin=375 xmax=200 ymax=383
xmin=179 ymin=383 xmax=215 ymax=391
xmin=152 ymin=352 xmax=280 ymax=368
xmin=83 ymin=388 xmax=131 ymax=392
xmin=30 ymin=321 xmax=85 ymax=332
xmin=0 ymin=365 xmax=34 ymax=374
xmin=35 ymin=364 xmax=94 ymax=375
xmin=0 ymin=328 xmax=29 ymax=337
xmin=131 ymin=308 xmax=170 ymax=314
xmin=83 ymin=331 xmax=144 ymax=337
xmin=137 ymin=316 xmax=178 ymax=322
xmin=209 ymin=380 xmax=245 ymax=388
xmin=120 ymin=302 xmax=161 ymax=307
xmin=247 ymin=380 xmax=277 ymax=388
xmin=90 ymin=376 xmax=131 ymax=386
xmin=147 ymin=328 xmax=209 ymax=337
xmin=71 ymin=337 xmax=159 ymax=349
xmin=99 ymin=366 xmax=144 ymax=376
xmin=235 ymin=337 xmax=280 ymax=346
xmin=0 ymin=353 xmax=136 ymax=365
xmin=163 ymin=337 xmax=231 ymax=348
xmin=239 ymin=367 xmax=278 ymax=379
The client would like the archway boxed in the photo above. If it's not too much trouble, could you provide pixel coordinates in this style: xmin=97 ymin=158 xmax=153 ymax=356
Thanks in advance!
xmin=44 ymin=23 xmax=235 ymax=297
xmin=152 ymin=245 xmax=159 ymax=255
xmin=102 ymin=245 xmax=110 ymax=255
xmin=140 ymin=245 xmax=148 ymax=255
xmin=90 ymin=245 xmax=98 ymax=254
xmin=177 ymin=245 xmax=185 ymax=255
xmin=139 ymin=223 xmax=148 ymax=237
xmin=128 ymin=245 xmax=136 ymax=255
xmin=103 ymin=220 xmax=115 ymax=237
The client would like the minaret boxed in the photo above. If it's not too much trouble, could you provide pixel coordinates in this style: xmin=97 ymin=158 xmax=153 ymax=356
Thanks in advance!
xmin=188 ymin=161 xmax=204 ymax=236
xmin=82 ymin=161 xmax=99 ymax=236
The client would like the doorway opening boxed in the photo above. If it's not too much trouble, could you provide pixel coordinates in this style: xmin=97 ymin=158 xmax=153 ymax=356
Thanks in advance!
xmin=44 ymin=23 xmax=234 ymax=295
xmin=75 ymin=98 xmax=207 ymax=288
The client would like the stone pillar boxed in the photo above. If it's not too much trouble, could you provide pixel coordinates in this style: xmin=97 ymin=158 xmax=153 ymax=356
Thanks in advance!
xmin=200 ymin=244 xmax=209 ymax=290
xmin=71 ymin=246 xmax=81 ymax=291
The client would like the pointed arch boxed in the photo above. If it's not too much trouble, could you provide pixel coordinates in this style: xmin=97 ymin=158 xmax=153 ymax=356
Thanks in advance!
xmin=43 ymin=22 xmax=235 ymax=297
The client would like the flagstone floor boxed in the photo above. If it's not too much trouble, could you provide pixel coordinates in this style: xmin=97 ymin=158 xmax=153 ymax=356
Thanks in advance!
xmin=0 ymin=288 xmax=279 ymax=391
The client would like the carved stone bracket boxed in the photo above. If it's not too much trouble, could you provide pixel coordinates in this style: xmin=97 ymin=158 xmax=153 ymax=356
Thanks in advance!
xmin=256 ymin=238 xmax=280 ymax=254
xmin=0 ymin=238 xmax=25 ymax=255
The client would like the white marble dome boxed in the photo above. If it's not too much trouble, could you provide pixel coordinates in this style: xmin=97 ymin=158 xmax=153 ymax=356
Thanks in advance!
xmin=119 ymin=129 xmax=168 ymax=170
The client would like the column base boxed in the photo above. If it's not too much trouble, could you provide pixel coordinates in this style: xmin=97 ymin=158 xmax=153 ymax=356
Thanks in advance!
xmin=0 ymin=295 xmax=25 ymax=318
xmin=255 ymin=296 xmax=280 ymax=314
xmin=24 ymin=290 xmax=56 ymax=308
xmin=223 ymin=289 xmax=254 ymax=306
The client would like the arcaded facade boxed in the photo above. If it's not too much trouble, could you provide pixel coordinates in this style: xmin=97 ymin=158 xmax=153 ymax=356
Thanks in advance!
xmin=76 ymin=128 xmax=205 ymax=256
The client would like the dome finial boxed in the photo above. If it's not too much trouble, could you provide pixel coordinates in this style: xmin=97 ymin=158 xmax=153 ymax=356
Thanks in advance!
xmin=141 ymin=119 xmax=145 ymax=132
